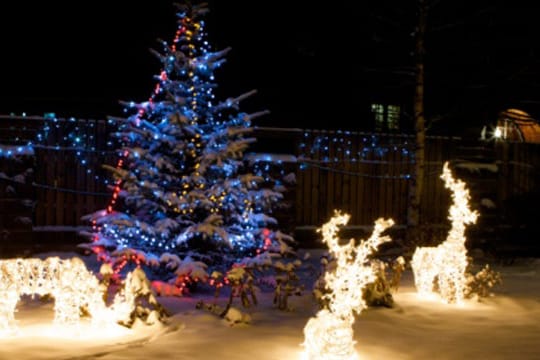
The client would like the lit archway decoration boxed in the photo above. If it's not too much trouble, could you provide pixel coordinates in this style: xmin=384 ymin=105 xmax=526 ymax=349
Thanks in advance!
xmin=411 ymin=162 xmax=479 ymax=304
xmin=302 ymin=212 xmax=394 ymax=360
xmin=0 ymin=257 xmax=139 ymax=333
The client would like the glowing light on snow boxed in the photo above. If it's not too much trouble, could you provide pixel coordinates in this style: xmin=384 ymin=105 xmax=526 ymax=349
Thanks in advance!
xmin=14 ymin=322 xmax=131 ymax=340
xmin=0 ymin=257 xmax=141 ymax=335
xmin=302 ymin=212 xmax=394 ymax=360
xmin=411 ymin=162 xmax=478 ymax=305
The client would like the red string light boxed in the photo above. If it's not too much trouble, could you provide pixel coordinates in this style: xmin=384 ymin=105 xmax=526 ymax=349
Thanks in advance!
xmin=90 ymin=15 xmax=210 ymax=294
xmin=92 ymin=21 xmax=191 ymax=245
xmin=102 ymin=23 xmax=188 ymax=218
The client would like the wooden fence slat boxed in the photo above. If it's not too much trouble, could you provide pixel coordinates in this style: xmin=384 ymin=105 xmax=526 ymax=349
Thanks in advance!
xmin=65 ymin=146 xmax=76 ymax=225
xmin=341 ymin=135 xmax=351 ymax=219
xmin=84 ymin=120 xmax=97 ymax=223
xmin=334 ymin=133 xmax=343 ymax=216
xmin=349 ymin=135 xmax=358 ymax=223
xmin=55 ymin=121 xmax=65 ymax=226
xmin=35 ymin=146 xmax=45 ymax=226
xmin=356 ymin=134 xmax=367 ymax=224
xmin=44 ymin=121 xmax=57 ymax=225
xmin=75 ymin=119 xmax=86 ymax=224
xmin=295 ymin=135 xmax=305 ymax=225
xmin=311 ymin=130 xmax=320 ymax=225
xmin=328 ymin=133 xmax=335 ymax=219
xmin=384 ymin=138 xmax=393 ymax=220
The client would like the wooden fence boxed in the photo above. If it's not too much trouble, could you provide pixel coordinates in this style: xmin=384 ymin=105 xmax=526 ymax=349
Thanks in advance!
xmin=496 ymin=142 xmax=540 ymax=221
xmin=292 ymin=129 xmax=458 ymax=227
xmin=2 ymin=115 xmax=539 ymax=233
xmin=0 ymin=115 xmax=117 ymax=227
xmin=33 ymin=118 xmax=117 ymax=226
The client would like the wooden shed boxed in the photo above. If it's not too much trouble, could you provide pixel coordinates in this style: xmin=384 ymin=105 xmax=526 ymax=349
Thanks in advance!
xmin=496 ymin=108 xmax=540 ymax=143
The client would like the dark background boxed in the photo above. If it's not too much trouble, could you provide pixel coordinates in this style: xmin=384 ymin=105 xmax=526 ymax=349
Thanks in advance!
xmin=1 ymin=1 xmax=539 ymax=132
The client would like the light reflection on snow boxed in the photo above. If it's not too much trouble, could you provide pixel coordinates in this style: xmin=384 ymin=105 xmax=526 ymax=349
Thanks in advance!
xmin=399 ymin=291 xmax=496 ymax=312
xmin=0 ymin=322 xmax=131 ymax=340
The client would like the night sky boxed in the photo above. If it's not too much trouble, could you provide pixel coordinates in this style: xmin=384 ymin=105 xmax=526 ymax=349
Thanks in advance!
xmin=1 ymin=1 xmax=539 ymax=131
xmin=0 ymin=1 xmax=333 ymax=128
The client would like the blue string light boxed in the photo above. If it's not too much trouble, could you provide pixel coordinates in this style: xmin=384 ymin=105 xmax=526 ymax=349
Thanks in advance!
xmin=0 ymin=113 xmax=122 ymax=191
xmin=298 ymin=130 xmax=415 ymax=178
xmin=82 ymin=4 xmax=289 ymax=269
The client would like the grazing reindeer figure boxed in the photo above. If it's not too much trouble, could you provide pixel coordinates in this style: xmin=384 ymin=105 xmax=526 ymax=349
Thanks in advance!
xmin=411 ymin=162 xmax=479 ymax=304
xmin=0 ymin=257 xmax=109 ymax=332
xmin=302 ymin=211 xmax=393 ymax=360
xmin=0 ymin=256 xmax=149 ymax=334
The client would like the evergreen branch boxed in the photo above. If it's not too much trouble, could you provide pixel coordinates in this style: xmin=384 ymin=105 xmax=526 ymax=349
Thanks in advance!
xmin=244 ymin=110 xmax=271 ymax=122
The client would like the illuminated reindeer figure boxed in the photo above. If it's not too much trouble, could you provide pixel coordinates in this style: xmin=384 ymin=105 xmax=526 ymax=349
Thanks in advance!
xmin=302 ymin=212 xmax=394 ymax=360
xmin=0 ymin=257 xmax=110 ymax=332
xmin=411 ymin=162 xmax=479 ymax=304
xmin=0 ymin=256 xmax=149 ymax=334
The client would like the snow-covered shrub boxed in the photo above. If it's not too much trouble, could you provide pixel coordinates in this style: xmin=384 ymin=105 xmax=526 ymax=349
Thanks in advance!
xmin=314 ymin=255 xmax=404 ymax=309
xmin=362 ymin=257 xmax=405 ymax=308
xmin=198 ymin=251 xmax=303 ymax=320
xmin=113 ymin=267 xmax=169 ymax=328
xmin=466 ymin=264 xmax=502 ymax=300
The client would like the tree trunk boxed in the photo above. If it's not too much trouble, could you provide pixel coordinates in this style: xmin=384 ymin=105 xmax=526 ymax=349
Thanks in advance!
xmin=407 ymin=0 xmax=427 ymax=247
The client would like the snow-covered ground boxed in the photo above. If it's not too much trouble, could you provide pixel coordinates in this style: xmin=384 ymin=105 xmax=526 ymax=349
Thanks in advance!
xmin=1 ymin=251 xmax=539 ymax=360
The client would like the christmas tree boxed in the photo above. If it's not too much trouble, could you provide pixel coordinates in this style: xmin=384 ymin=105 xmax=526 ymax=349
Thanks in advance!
xmin=84 ymin=2 xmax=293 ymax=289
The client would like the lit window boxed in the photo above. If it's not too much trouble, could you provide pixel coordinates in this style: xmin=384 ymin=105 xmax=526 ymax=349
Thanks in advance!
xmin=371 ymin=104 xmax=385 ymax=131
xmin=371 ymin=103 xmax=400 ymax=131
xmin=387 ymin=105 xmax=400 ymax=130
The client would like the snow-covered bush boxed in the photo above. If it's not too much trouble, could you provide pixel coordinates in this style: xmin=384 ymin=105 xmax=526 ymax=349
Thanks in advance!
xmin=197 ymin=250 xmax=303 ymax=320
xmin=466 ymin=264 xmax=502 ymax=300
xmin=314 ymin=254 xmax=405 ymax=309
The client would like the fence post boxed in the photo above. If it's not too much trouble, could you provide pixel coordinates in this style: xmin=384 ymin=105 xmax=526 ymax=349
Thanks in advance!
xmin=497 ymin=141 xmax=509 ymax=220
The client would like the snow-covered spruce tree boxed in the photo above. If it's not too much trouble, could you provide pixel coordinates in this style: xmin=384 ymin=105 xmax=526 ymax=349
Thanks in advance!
xmin=85 ymin=3 xmax=295 ymax=291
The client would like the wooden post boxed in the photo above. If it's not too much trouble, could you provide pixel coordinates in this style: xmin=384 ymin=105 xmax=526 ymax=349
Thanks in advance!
xmin=407 ymin=0 xmax=427 ymax=247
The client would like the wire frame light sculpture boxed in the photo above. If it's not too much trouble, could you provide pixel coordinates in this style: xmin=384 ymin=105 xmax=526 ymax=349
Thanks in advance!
xmin=302 ymin=212 xmax=394 ymax=360
xmin=411 ymin=162 xmax=479 ymax=304
xmin=0 ymin=257 xmax=140 ymax=334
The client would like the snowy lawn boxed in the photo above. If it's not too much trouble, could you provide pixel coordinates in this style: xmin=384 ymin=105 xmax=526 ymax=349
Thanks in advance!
xmin=1 ymin=251 xmax=539 ymax=360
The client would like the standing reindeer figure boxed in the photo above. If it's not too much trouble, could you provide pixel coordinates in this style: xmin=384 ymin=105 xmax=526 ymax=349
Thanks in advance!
xmin=302 ymin=212 xmax=393 ymax=360
xmin=411 ymin=162 xmax=479 ymax=304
